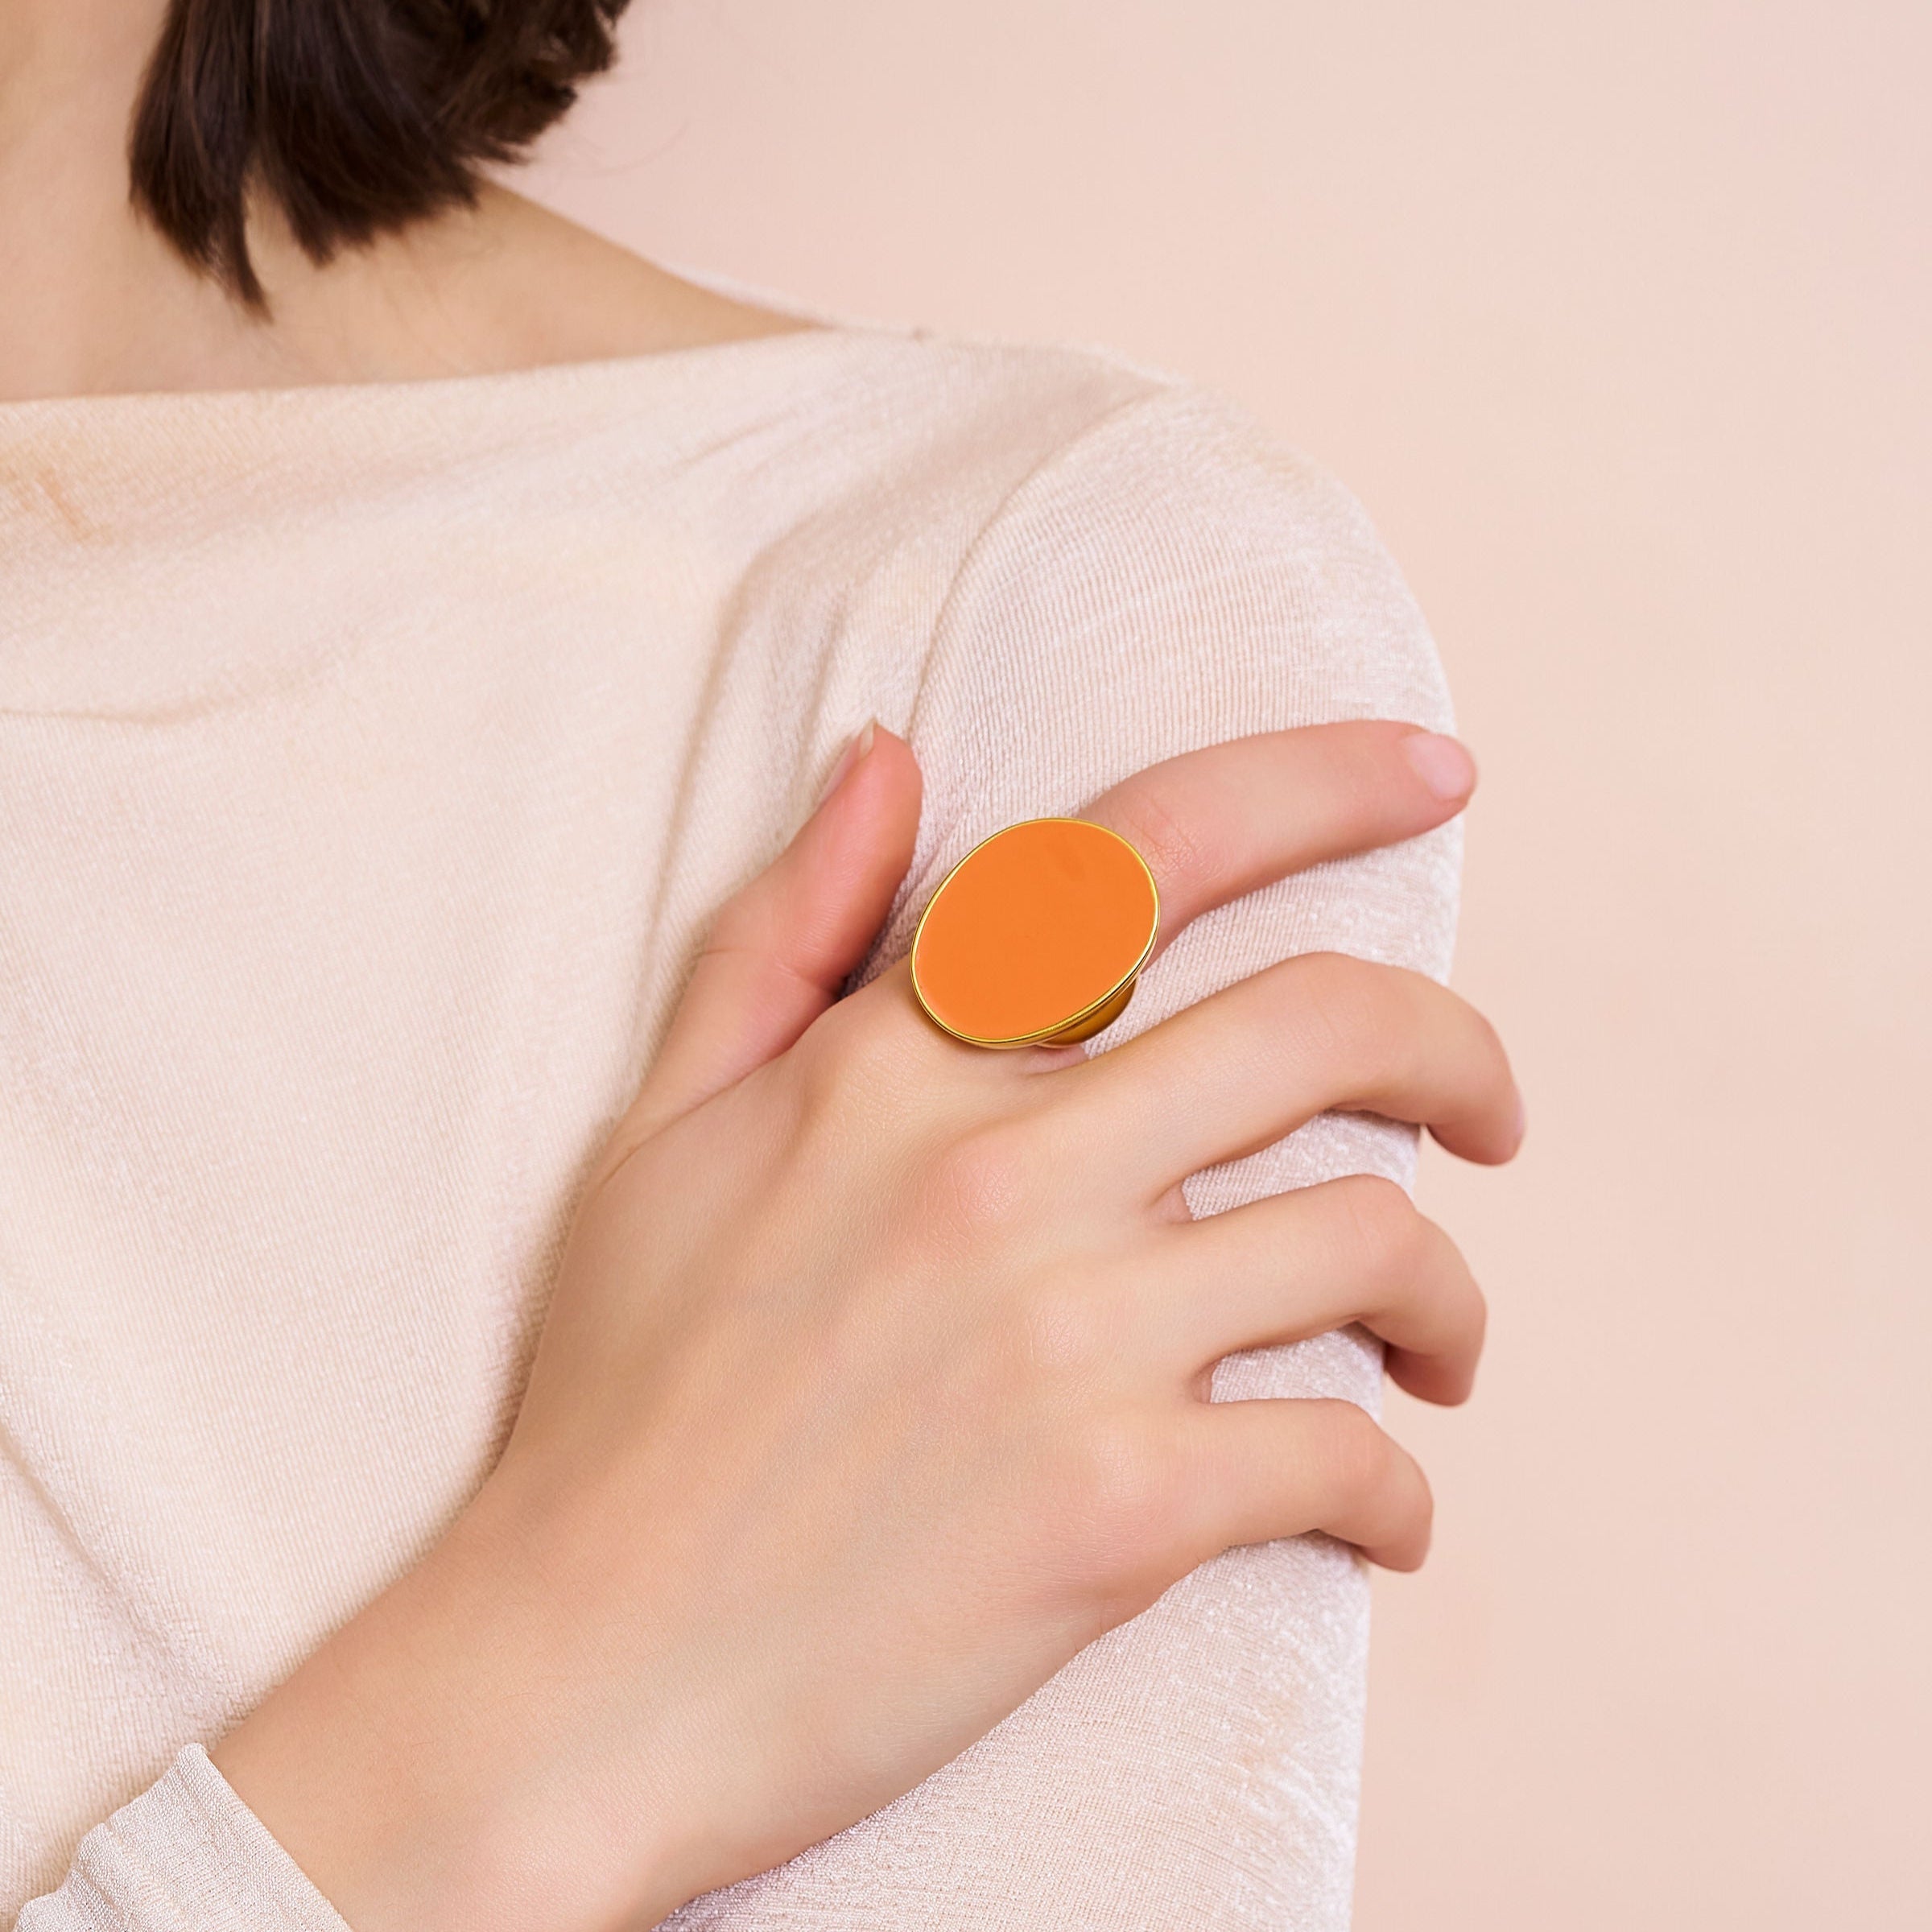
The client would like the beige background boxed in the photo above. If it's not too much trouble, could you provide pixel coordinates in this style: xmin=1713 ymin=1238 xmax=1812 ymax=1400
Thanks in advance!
xmin=522 ymin=3 xmax=1930 ymax=1924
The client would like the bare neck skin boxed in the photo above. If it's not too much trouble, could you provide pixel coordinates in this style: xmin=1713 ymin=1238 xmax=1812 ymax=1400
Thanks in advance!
xmin=0 ymin=0 xmax=801 ymax=403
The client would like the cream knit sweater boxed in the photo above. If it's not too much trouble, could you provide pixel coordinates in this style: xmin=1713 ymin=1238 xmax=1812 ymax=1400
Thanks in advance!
xmin=0 ymin=328 xmax=1457 ymax=1930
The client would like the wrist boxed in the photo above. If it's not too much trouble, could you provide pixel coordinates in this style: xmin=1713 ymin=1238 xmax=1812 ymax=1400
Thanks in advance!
xmin=211 ymin=1480 xmax=719 ymax=1932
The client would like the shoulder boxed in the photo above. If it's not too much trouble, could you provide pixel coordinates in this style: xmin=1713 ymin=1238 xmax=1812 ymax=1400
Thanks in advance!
xmin=773 ymin=331 xmax=1451 ymax=758
xmin=573 ymin=320 xmax=1451 ymax=876
xmin=680 ymin=327 xmax=1443 ymax=726
xmin=916 ymin=354 xmax=1446 ymax=727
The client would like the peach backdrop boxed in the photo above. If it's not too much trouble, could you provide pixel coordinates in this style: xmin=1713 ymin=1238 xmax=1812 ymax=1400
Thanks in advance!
xmin=522 ymin=4 xmax=1930 ymax=1924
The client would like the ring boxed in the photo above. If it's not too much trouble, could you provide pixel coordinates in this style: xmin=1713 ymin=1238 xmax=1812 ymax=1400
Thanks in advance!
xmin=910 ymin=818 xmax=1160 ymax=1048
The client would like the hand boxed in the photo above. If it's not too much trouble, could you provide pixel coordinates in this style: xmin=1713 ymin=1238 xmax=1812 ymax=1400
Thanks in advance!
xmin=213 ymin=720 xmax=1521 ymax=1932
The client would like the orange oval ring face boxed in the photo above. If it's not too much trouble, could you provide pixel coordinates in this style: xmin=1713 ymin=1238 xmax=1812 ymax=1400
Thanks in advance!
xmin=910 ymin=818 xmax=1160 ymax=1047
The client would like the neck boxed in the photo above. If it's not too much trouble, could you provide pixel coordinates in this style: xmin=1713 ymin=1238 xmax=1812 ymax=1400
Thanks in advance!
xmin=0 ymin=1 xmax=273 ymax=399
xmin=0 ymin=3 xmax=803 ymax=403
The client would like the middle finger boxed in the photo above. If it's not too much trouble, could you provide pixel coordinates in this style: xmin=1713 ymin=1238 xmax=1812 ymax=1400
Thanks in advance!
xmin=1048 ymin=951 xmax=1522 ymax=1198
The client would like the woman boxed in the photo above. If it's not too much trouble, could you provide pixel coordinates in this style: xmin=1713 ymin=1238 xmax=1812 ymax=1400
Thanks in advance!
xmin=2 ymin=3 xmax=1521 ymax=1928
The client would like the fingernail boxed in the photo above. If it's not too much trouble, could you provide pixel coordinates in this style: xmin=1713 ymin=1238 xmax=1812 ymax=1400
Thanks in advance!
xmin=1512 ymin=1088 xmax=1529 ymax=1147
xmin=1400 ymin=730 xmax=1476 ymax=802
xmin=814 ymin=717 xmax=877 ymax=808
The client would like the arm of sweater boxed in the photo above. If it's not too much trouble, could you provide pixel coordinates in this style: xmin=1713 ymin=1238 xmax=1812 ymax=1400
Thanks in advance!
xmin=660 ymin=383 xmax=1459 ymax=1931
xmin=14 ymin=1748 xmax=348 ymax=1932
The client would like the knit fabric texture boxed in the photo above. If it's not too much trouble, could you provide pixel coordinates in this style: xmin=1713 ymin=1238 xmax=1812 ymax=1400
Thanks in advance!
xmin=0 ymin=328 xmax=1457 ymax=1929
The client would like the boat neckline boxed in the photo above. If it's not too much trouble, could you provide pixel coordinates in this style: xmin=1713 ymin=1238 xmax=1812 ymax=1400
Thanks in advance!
xmin=0 ymin=320 xmax=928 ymax=419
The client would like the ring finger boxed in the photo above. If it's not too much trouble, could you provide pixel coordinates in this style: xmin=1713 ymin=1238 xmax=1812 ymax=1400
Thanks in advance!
xmin=1173 ymin=1396 xmax=1435 ymax=1571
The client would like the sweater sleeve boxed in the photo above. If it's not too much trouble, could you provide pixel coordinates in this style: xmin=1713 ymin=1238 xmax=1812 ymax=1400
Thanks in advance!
xmin=664 ymin=384 xmax=1460 ymax=1931
xmin=13 ymin=1748 xmax=349 ymax=1932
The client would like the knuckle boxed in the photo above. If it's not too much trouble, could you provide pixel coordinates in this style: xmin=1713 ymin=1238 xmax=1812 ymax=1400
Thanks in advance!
xmin=702 ymin=885 xmax=766 ymax=956
xmin=1310 ymin=1399 xmax=1394 ymax=1504
xmin=1461 ymin=1276 xmax=1491 ymax=1360
xmin=1107 ymin=782 xmax=1222 ymax=901
xmin=1435 ymin=989 xmax=1512 ymax=1111
xmin=1443 ymin=1234 xmax=1489 ymax=1338
xmin=1332 ymin=1173 xmax=1421 ymax=1282
xmin=1405 ymin=1465 xmax=1437 ymax=1550
xmin=788 ymin=989 xmax=861 ymax=1085
xmin=1456 ymin=993 xmax=1508 ymax=1072
xmin=795 ymin=982 xmax=918 ymax=1107
xmin=1290 ymin=954 xmax=1402 ymax=1078
xmin=823 ymin=980 xmax=904 ymax=1064
xmin=1056 ymin=1415 xmax=1183 ymax=1592
xmin=1472 ymin=1009 xmax=1519 ymax=1111
xmin=920 ymin=1122 xmax=1038 ymax=1238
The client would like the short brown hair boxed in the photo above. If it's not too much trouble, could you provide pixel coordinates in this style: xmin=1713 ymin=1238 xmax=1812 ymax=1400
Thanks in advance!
xmin=130 ymin=0 xmax=630 ymax=308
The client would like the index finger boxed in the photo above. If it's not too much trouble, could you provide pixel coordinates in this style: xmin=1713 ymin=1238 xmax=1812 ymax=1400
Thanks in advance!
xmin=1080 ymin=721 xmax=1474 ymax=958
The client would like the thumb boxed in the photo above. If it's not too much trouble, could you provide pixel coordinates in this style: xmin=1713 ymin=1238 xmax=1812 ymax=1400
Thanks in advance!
xmin=626 ymin=721 xmax=922 ymax=1140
